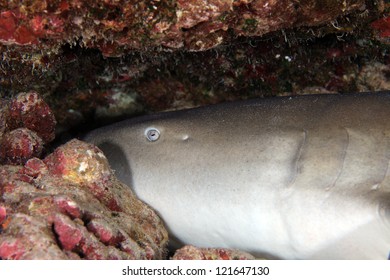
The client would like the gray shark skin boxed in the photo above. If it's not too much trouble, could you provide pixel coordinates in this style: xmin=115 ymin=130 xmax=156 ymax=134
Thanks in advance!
xmin=84 ymin=92 xmax=390 ymax=259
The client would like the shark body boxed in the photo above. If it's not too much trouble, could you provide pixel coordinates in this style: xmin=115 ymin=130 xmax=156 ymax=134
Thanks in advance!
xmin=84 ymin=93 xmax=390 ymax=259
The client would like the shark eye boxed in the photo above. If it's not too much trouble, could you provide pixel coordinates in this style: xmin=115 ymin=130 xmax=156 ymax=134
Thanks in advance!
xmin=145 ymin=128 xmax=160 ymax=142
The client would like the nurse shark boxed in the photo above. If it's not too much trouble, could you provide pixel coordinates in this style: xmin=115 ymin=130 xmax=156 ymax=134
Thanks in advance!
xmin=84 ymin=92 xmax=390 ymax=259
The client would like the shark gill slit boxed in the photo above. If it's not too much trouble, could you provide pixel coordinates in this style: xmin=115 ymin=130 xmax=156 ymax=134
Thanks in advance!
xmin=287 ymin=128 xmax=308 ymax=188
xmin=328 ymin=126 xmax=350 ymax=191
xmin=379 ymin=158 xmax=390 ymax=192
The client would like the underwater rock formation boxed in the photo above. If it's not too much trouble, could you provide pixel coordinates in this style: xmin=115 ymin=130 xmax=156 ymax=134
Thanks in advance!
xmin=0 ymin=92 xmax=168 ymax=259
xmin=0 ymin=139 xmax=169 ymax=259
xmin=0 ymin=91 xmax=55 ymax=165
xmin=0 ymin=0 xmax=377 ymax=53
xmin=172 ymin=245 xmax=255 ymax=260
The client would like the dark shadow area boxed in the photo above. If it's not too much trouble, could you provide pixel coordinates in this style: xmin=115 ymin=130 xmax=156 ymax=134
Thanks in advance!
xmin=98 ymin=141 xmax=134 ymax=189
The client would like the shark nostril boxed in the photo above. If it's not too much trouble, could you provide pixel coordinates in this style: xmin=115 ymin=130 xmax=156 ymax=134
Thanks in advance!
xmin=145 ymin=128 xmax=160 ymax=142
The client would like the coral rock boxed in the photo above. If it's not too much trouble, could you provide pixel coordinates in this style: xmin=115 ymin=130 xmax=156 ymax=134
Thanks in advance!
xmin=0 ymin=100 xmax=8 ymax=139
xmin=44 ymin=139 xmax=111 ymax=185
xmin=0 ymin=92 xmax=167 ymax=260
xmin=0 ymin=139 xmax=168 ymax=259
xmin=44 ymin=139 xmax=121 ymax=211
xmin=0 ymin=128 xmax=43 ymax=165
xmin=357 ymin=62 xmax=390 ymax=91
xmin=0 ymin=214 xmax=69 ymax=259
xmin=8 ymin=91 xmax=56 ymax=143
xmin=0 ymin=205 xmax=6 ymax=224
xmin=86 ymin=218 xmax=125 ymax=246
xmin=172 ymin=245 xmax=255 ymax=260
xmin=371 ymin=16 xmax=390 ymax=40
xmin=0 ymin=0 xmax=376 ymax=53
xmin=23 ymin=158 xmax=48 ymax=178
xmin=53 ymin=214 xmax=84 ymax=251
xmin=0 ymin=91 xmax=56 ymax=165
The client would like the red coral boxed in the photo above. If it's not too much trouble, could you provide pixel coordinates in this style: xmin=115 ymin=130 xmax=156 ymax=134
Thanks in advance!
xmin=0 ymin=10 xmax=39 ymax=44
xmin=0 ymin=205 xmax=6 ymax=224
xmin=53 ymin=214 xmax=84 ymax=251
xmin=22 ymin=158 xmax=48 ymax=178
xmin=172 ymin=245 xmax=255 ymax=260
xmin=43 ymin=148 xmax=67 ymax=176
xmin=0 ymin=91 xmax=55 ymax=165
xmin=14 ymin=25 xmax=38 ymax=44
xmin=0 ymin=140 xmax=168 ymax=259
xmin=371 ymin=17 xmax=390 ymax=38
xmin=54 ymin=196 xmax=82 ymax=219
xmin=0 ymin=11 xmax=17 ymax=41
xmin=8 ymin=91 xmax=56 ymax=143
xmin=0 ymin=6 xmax=65 ymax=45
xmin=86 ymin=218 xmax=125 ymax=246
xmin=0 ymin=239 xmax=25 ymax=260
xmin=0 ymin=93 xmax=168 ymax=260
xmin=0 ymin=214 xmax=69 ymax=259
xmin=0 ymin=128 xmax=43 ymax=165
xmin=0 ymin=0 xmax=374 ymax=53
xmin=44 ymin=139 xmax=122 ymax=211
